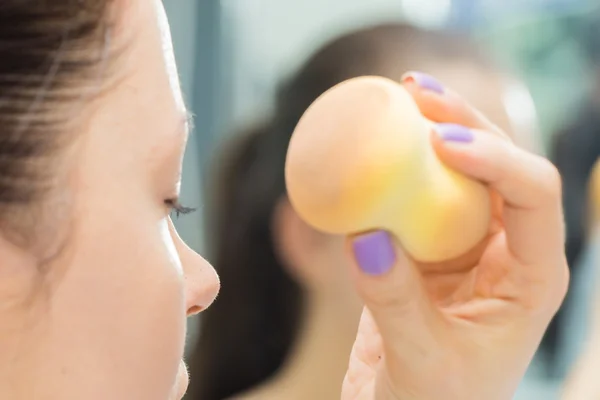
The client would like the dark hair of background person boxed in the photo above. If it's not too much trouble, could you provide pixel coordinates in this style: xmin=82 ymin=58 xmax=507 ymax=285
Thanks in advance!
xmin=185 ymin=23 xmax=507 ymax=400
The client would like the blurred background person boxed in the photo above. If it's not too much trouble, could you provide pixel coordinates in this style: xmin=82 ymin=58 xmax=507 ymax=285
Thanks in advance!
xmin=546 ymin=12 xmax=600 ymax=398
xmin=184 ymin=23 xmax=541 ymax=400
xmin=546 ymin=8 xmax=600 ymax=380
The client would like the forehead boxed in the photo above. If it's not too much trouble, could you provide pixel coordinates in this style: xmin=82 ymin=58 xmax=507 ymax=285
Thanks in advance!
xmin=82 ymin=0 xmax=189 ymax=170
xmin=145 ymin=113 xmax=191 ymax=162
xmin=154 ymin=0 xmax=186 ymax=115
xmin=120 ymin=0 xmax=186 ymax=123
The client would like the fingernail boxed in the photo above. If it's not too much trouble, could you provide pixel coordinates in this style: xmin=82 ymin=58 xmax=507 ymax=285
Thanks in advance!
xmin=436 ymin=123 xmax=474 ymax=143
xmin=402 ymin=71 xmax=445 ymax=94
xmin=352 ymin=231 xmax=396 ymax=276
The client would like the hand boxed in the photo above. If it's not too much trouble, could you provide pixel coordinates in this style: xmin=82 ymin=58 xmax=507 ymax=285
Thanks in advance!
xmin=341 ymin=72 xmax=569 ymax=400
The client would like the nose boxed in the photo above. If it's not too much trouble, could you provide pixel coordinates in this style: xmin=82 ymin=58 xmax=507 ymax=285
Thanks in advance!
xmin=183 ymin=254 xmax=220 ymax=316
xmin=170 ymin=223 xmax=220 ymax=316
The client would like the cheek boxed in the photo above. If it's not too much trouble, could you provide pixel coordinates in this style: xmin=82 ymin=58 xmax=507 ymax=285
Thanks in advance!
xmin=42 ymin=209 xmax=187 ymax=398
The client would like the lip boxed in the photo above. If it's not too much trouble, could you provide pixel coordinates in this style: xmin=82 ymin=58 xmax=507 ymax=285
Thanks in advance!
xmin=175 ymin=360 xmax=189 ymax=400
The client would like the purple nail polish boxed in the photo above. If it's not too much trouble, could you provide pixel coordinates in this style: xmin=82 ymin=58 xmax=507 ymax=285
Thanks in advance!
xmin=436 ymin=123 xmax=474 ymax=143
xmin=352 ymin=231 xmax=396 ymax=276
xmin=404 ymin=72 xmax=445 ymax=94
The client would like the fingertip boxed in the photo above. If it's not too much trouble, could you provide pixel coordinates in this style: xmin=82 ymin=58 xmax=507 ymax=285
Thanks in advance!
xmin=402 ymin=71 xmax=445 ymax=95
xmin=429 ymin=124 xmax=484 ymax=179
xmin=435 ymin=124 xmax=474 ymax=144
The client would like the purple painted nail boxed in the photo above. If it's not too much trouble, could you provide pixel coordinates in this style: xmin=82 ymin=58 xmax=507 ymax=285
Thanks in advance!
xmin=403 ymin=72 xmax=445 ymax=94
xmin=436 ymin=123 xmax=474 ymax=143
xmin=352 ymin=231 xmax=396 ymax=276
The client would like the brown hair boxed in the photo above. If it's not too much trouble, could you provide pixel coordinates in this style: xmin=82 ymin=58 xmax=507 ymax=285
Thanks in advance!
xmin=0 ymin=1 xmax=115 ymax=251
xmin=186 ymin=23 xmax=501 ymax=400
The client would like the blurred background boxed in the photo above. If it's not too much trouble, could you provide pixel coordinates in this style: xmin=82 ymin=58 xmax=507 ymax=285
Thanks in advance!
xmin=163 ymin=1 xmax=600 ymax=399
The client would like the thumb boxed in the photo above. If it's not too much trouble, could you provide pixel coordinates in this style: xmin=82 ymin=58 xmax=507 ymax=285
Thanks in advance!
xmin=348 ymin=230 xmax=444 ymax=365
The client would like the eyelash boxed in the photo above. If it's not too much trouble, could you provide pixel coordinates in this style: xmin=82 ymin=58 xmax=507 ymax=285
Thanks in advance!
xmin=165 ymin=199 xmax=197 ymax=219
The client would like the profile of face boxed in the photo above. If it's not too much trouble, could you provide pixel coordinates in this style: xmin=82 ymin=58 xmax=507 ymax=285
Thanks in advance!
xmin=0 ymin=1 xmax=219 ymax=399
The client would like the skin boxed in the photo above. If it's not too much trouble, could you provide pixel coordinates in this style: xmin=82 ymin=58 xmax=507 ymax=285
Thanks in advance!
xmin=0 ymin=1 xmax=567 ymax=399
xmin=0 ymin=1 xmax=219 ymax=399
xmin=342 ymin=75 xmax=568 ymax=400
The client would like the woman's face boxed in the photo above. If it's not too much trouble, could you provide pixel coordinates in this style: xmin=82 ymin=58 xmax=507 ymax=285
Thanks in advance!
xmin=0 ymin=1 xmax=219 ymax=399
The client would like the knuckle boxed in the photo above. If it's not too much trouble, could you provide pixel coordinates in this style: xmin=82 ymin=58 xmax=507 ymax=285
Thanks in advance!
xmin=537 ymin=158 xmax=562 ymax=200
xmin=356 ymin=280 xmax=413 ymax=312
xmin=518 ymin=258 xmax=569 ymax=315
xmin=533 ymin=262 xmax=570 ymax=316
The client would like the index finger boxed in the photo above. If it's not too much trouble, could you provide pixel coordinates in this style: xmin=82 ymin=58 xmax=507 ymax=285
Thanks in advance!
xmin=433 ymin=125 xmax=565 ymax=267
xmin=402 ymin=71 xmax=511 ymax=141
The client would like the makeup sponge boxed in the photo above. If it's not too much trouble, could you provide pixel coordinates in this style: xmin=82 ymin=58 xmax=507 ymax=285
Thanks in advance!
xmin=285 ymin=76 xmax=491 ymax=262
